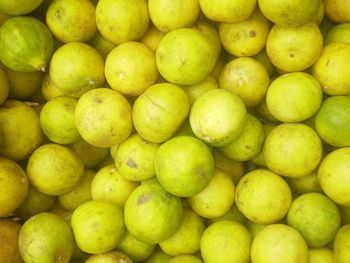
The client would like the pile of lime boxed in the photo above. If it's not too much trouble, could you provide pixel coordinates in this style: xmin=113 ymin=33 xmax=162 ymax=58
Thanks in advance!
xmin=1 ymin=0 xmax=350 ymax=262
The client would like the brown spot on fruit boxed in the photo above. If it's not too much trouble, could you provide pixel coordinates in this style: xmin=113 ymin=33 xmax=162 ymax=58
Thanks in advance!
xmin=126 ymin=159 xmax=137 ymax=168
xmin=249 ymin=31 xmax=256 ymax=37
xmin=137 ymin=194 xmax=150 ymax=205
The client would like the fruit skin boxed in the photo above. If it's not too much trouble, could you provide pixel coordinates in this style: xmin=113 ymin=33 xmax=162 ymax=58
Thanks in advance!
xmin=105 ymin=41 xmax=158 ymax=97
xmin=318 ymin=147 xmax=350 ymax=207
xmin=15 ymin=184 xmax=56 ymax=219
xmin=156 ymin=28 xmax=216 ymax=85
xmin=132 ymin=83 xmax=190 ymax=143
xmin=159 ymin=208 xmax=206 ymax=256
xmin=187 ymin=168 xmax=235 ymax=219
xmin=200 ymin=220 xmax=252 ymax=263
xmin=0 ymin=67 xmax=9 ymax=105
xmin=114 ymin=134 xmax=160 ymax=181
xmin=0 ymin=16 xmax=54 ymax=72
xmin=40 ymin=96 xmax=81 ymax=145
xmin=148 ymin=0 xmax=200 ymax=33
xmin=46 ymin=0 xmax=97 ymax=43
xmin=74 ymin=88 xmax=133 ymax=147
xmin=154 ymin=136 xmax=214 ymax=197
xmin=0 ymin=100 xmax=43 ymax=161
xmin=219 ymin=8 xmax=269 ymax=57
xmin=266 ymin=72 xmax=323 ymax=123
xmin=19 ymin=212 xmax=74 ymax=263
xmin=199 ymin=0 xmax=256 ymax=23
xmin=168 ymin=255 xmax=202 ymax=263
xmin=85 ymin=251 xmax=133 ymax=263
xmin=325 ymin=0 xmax=350 ymax=23
xmin=266 ymin=22 xmax=323 ymax=72
xmin=258 ymin=0 xmax=322 ymax=27
xmin=235 ymin=169 xmax=292 ymax=225
xmin=325 ymin=23 xmax=350 ymax=45
xmin=95 ymin=0 xmax=149 ymax=45
xmin=219 ymin=57 xmax=270 ymax=108
xmin=49 ymin=42 xmax=105 ymax=98
xmin=287 ymin=193 xmax=341 ymax=247
xmin=263 ymin=123 xmax=323 ymax=178
xmin=315 ymin=96 xmax=350 ymax=147
xmin=251 ymin=224 xmax=309 ymax=263
xmin=0 ymin=218 xmax=23 ymax=263
xmin=27 ymin=143 xmax=84 ymax=196
xmin=0 ymin=0 xmax=43 ymax=15
xmin=309 ymin=247 xmax=334 ymax=263
xmin=124 ymin=181 xmax=183 ymax=244
xmin=190 ymin=89 xmax=247 ymax=147
xmin=71 ymin=200 xmax=125 ymax=254
xmin=0 ymin=157 xmax=29 ymax=217
xmin=219 ymin=114 xmax=264 ymax=162
xmin=334 ymin=224 xmax=350 ymax=262
xmin=91 ymin=165 xmax=138 ymax=207
xmin=312 ymin=43 xmax=350 ymax=95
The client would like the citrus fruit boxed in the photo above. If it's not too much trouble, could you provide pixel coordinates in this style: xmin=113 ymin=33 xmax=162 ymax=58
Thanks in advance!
xmin=266 ymin=72 xmax=323 ymax=122
xmin=74 ymin=88 xmax=133 ymax=147
xmin=315 ymin=96 xmax=350 ymax=147
xmin=187 ymin=168 xmax=235 ymax=218
xmin=334 ymin=225 xmax=350 ymax=262
xmin=0 ymin=16 xmax=53 ymax=72
xmin=58 ymin=169 xmax=95 ymax=211
xmin=286 ymin=171 xmax=323 ymax=195
xmin=159 ymin=208 xmax=206 ymax=256
xmin=117 ymin=230 xmax=156 ymax=262
xmin=0 ymin=100 xmax=43 ymax=161
xmin=69 ymin=139 xmax=109 ymax=169
xmin=156 ymin=28 xmax=216 ymax=85
xmin=264 ymin=123 xmax=323 ymax=178
xmin=325 ymin=0 xmax=350 ymax=23
xmin=49 ymin=42 xmax=105 ymax=98
xmin=124 ymin=181 xmax=183 ymax=244
xmin=235 ymin=169 xmax=292 ymax=224
xmin=27 ymin=143 xmax=84 ymax=196
xmin=200 ymin=220 xmax=252 ymax=263
xmin=140 ymin=23 xmax=165 ymax=52
xmin=258 ymin=0 xmax=322 ymax=27
xmin=141 ymin=247 xmax=171 ymax=263
xmin=251 ymin=224 xmax=309 ymax=263
xmin=71 ymin=200 xmax=125 ymax=254
xmin=5 ymin=68 xmax=44 ymax=99
xmin=95 ymin=0 xmax=149 ymax=45
xmin=199 ymin=0 xmax=256 ymax=23
xmin=88 ymin=32 xmax=116 ymax=59
xmin=91 ymin=165 xmax=138 ymax=207
xmin=287 ymin=193 xmax=341 ymax=247
xmin=105 ymin=41 xmax=158 ymax=97
xmin=85 ymin=251 xmax=133 ymax=263
xmin=41 ymin=72 xmax=64 ymax=101
xmin=168 ymin=255 xmax=202 ymax=263
xmin=318 ymin=147 xmax=350 ymax=206
xmin=312 ymin=43 xmax=350 ymax=95
xmin=46 ymin=0 xmax=97 ymax=43
xmin=114 ymin=134 xmax=159 ymax=181
xmin=325 ymin=23 xmax=350 ymax=45
xmin=0 ymin=157 xmax=29 ymax=217
xmin=309 ymin=248 xmax=334 ymax=263
xmin=219 ymin=57 xmax=270 ymax=108
xmin=190 ymin=89 xmax=247 ymax=146
xmin=0 ymin=0 xmax=42 ymax=15
xmin=148 ymin=0 xmax=200 ymax=33
xmin=154 ymin=135 xmax=214 ymax=197
xmin=219 ymin=114 xmax=264 ymax=162
xmin=219 ymin=8 xmax=269 ymax=57
xmin=40 ymin=96 xmax=81 ymax=144
xmin=213 ymin=150 xmax=245 ymax=184
xmin=0 ymin=67 xmax=9 ymax=105
xmin=19 ymin=212 xmax=73 ymax=263
xmin=182 ymin=76 xmax=219 ymax=105
xmin=132 ymin=83 xmax=190 ymax=143
xmin=266 ymin=22 xmax=323 ymax=72
xmin=15 ymin=184 xmax=56 ymax=219
xmin=0 ymin=218 xmax=22 ymax=262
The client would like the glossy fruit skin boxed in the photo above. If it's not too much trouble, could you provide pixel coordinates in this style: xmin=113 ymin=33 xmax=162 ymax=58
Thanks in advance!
xmin=0 ymin=16 xmax=54 ymax=72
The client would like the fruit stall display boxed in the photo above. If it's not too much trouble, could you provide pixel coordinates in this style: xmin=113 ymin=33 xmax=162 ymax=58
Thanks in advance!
xmin=0 ymin=0 xmax=350 ymax=262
